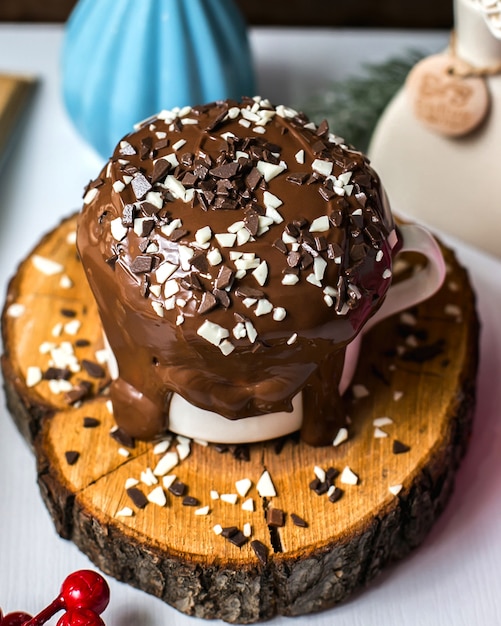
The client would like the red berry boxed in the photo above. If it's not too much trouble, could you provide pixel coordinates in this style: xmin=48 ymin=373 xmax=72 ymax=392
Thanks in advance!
xmin=56 ymin=609 xmax=104 ymax=626
xmin=1 ymin=612 xmax=32 ymax=626
xmin=59 ymin=571 xmax=109 ymax=615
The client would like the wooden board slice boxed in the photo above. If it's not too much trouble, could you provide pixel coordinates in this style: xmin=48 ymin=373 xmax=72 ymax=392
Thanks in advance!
xmin=1 ymin=215 xmax=479 ymax=624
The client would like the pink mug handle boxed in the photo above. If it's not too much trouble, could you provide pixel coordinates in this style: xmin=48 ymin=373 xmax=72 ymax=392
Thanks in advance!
xmin=340 ymin=223 xmax=446 ymax=393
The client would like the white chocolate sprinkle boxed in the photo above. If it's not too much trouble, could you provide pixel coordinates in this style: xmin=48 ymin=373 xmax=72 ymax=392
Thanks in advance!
xmin=373 ymin=416 xmax=393 ymax=427
xmin=32 ymin=255 xmax=64 ymax=276
xmin=153 ymin=451 xmax=178 ymax=476
xmin=243 ymin=523 xmax=252 ymax=538
xmin=220 ymin=493 xmax=238 ymax=505
xmin=255 ymin=298 xmax=273 ymax=317
xmin=287 ymin=333 xmax=298 ymax=345
xmin=295 ymin=149 xmax=305 ymax=164
xmin=374 ymin=427 xmax=388 ymax=439
xmin=312 ymin=159 xmax=333 ymax=177
xmin=309 ymin=216 xmax=330 ymax=233
xmin=282 ymin=274 xmax=299 ymax=286
xmin=213 ymin=524 xmax=223 ymax=535
xmin=26 ymin=366 xmax=42 ymax=388
xmin=273 ymin=307 xmax=287 ymax=322
xmin=125 ymin=478 xmax=139 ymax=489
xmin=59 ymin=275 xmax=73 ymax=289
xmin=215 ymin=233 xmax=236 ymax=248
xmin=148 ymin=486 xmax=167 ymax=507
xmin=83 ymin=188 xmax=99 ymax=204
xmin=6 ymin=303 xmax=25 ymax=318
xmin=257 ymin=470 xmax=277 ymax=497
xmin=314 ymin=466 xmax=326 ymax=482
xmin=257 ymin=160 xmax=287 ymax=182
xmin=263 ymin=191 xmax=283 ymax=210
xmin=195 ymin=505 xmax=210 ymax=516
xmin=162 ymin=475 xmax=177 ymax=490
xmin=332 ymin=427 xmax=348 ymax=447
xmin=242 ymin=498 xmax=255 ymax=512
xmin=235 ymin=478 xmax=252 ymax=497
xmin=115 ymin=507 xmax=134 ymax=517
xmin=389 ymin=484 xmax=403 ymax=496
xmin=110 ymin=218 xmax=128 ymax=242
xmin=340 ymin=466 xmax=359 ymax=486
xmin=352 ymin=384 xmax=370 ymax=399
xmin=210 ymin=490 xmax=220 ymax=500
xmin=252 ymin=260 xmax=269 ymax=286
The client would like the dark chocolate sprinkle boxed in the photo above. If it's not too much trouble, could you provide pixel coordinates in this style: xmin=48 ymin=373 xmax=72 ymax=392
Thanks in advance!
xmin=65 ymin=450 xmax=80 ymax=465
xmin=329 ymin=487 xmax=344 ymax=503
xmin=326 ymin=467 xmax=340 ymax=485
xmin=210 ymin=162 xmax=240 ymax=179
xmin=64 ymin=381 xmax=92 ymax=405
xmin=169 ymin=228 xmax=189 ymax=242
xmin=393 ymin=440 xmax=411 ymax=455
xmin=60 ymin=308 xmax=77 ymax=318
xmin=182 ymin=496 xmax=200 ymax=507
xmin=83 ymin=417 xmax=100 ymax=428
xmin=81 ymin=359 xmax=106 ymax=379
xmin=119 ymin=141 xmax=136 ymax=156
xmin=227 ymin=530 xmax=248 ymax=548
xmin=197 ymin=291 xmax=218 ymax=315
xmin=43 ymin=367 xmax=71 ymax=381
xmin=290 ymin=513 xmax=308 ymax=528
xmin=127 ymin=487 xmax=148 ymax=509
xmin=221 ymin=526 xmax=239 ymax=538
xmin=110 ymin=427 xmax=136 ymax=449
xmin=191 ymin=253 xmax=209 ymax=274
xmin=75 ymin=339 xmax=91 ymax=347
xmin=215 ymin=265 xmax=234 ymax=290
xmin=122 ymin=203 xmax=136 ymax=226
xmin=251 ymin=539 xmax=268 ymax=565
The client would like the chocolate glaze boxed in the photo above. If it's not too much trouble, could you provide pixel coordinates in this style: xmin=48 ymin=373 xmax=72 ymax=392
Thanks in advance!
xmin=77 ymin=98 xmax=398 ymax=445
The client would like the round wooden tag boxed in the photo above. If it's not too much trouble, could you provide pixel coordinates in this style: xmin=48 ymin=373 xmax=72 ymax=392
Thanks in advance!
xmin=406 ymin=53 xmax=490 ymax=137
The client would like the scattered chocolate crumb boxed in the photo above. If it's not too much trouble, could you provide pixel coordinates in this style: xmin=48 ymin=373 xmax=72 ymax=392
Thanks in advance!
xmin=127 ymin=487 xmax=148 ymax=509
xmin=182 ymin=496 xmax=200 ymax=507
xmin=329 ymin=488 xmax=344 ymax=503
xmin=43 ymin=367 xmax=71 ymax=381
xmin=168 ymin=481 xmax=187 ymax=497
xmin=83 ymin=417 xmax=100 ymax=428
xmin=291 ymin=513 xmax=308 ymax=528
xmin=75 ymin=339 xmax=91 ymax=347
xmin=110 ymin=427 xmax=136 ymax=449
xmin=60 ymin=308 xmax=77 ymax=318
xmin=65 ymin=450 xmax=79 ymax=465
xmin=267 ymin=507 xmax=285 ymax=527
xmin=251 ymin=539 xmax=268 ymax=565
xmin=393 ymin=440 xmax=411 ymax=455
xmin=64 ymin=381 xmax=92 ymax=405
xmin=231 ymin=444 xmax=250 ymax=462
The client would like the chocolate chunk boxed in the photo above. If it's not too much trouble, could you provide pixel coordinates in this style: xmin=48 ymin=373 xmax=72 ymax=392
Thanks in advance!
xmin=316 ymin=119 xmax=329 ymax=137
xmin=130 ymin=255 xmax=153 ymax=274
xmin=309 ymin=478 xmax=329 ymax=495
xmin=205 ymin=105 xmax=228 ymax=131
xmin=312 ymin=140 xmax=327 ymax=155
xmin=140 ymin=202 xmax=161 ymax=216
xmin=244 ymin=212 xmax=259 ymax=236
xmin=81 ymin=359 xmax=106 ymax=379
xmin=110 ymin=427 xmax=136 ymax=449
xmin=290 ymin=513 xmax=308 ymax=528
xmin=169 ymin=228 xmax=189 ymax=242
xmin=314 ymin=236 xmax=327 ymax=252
xmin=151 ymin=159 xmax=172 ymax=185
xmin=168 ymin=481 xmax=187 ymax=497
xmin=131 ymin=172 xmax=152 ymax=200
xmin=65 ymin=450 xmax=80 ymax=465
xmin=267 ymin=507 xmax=285 ymax=527
xmin=210 ymin=162 xmax=240 ymax=179
xmin=251 ymin=539 xmax=268 ymax=565
xmin=350 ymin=243 xmax=368 ymax=262
xmin=127 ymin=487 xmax=148 ymax=509
xmin=286 ymin=172 xmax=308 ymax=186
xmin=190 ymin=253 xmax=209 ymax=274
xmin=213 ymin=289 xmax=231 ymax=308
xmin=300 ymin=252 xmax=314 ymax=270
xmin=235 ymin=285 xmax=264 ymax=299
xmin=137 ymin=218 xmax=156 ymax=237
xmin=393 ymin=440 xmax=411 ymax=455
xmin=154 ymin=137 xmax=170 ymax=151
xmin=215 ymin=265 xmax=234 ymax=290
xmin=245 ymin=167 xmax=262 ymax=192
xmin=319 ymin=186 xmax=336 ymax=201
xmin=140 ymin=136 xmax=153 ymax=159
xmin=272 ymin=239 xmax=288 ymax=255
xmin=83 ymin=417 xmax=100 ymax=428
xmin=329 ymin=208 xmax=344 ymax=228
xmin=197 ymin=291 xmax=218 ymax=315
xmin=327 ymin=242 xmax=343 ymax=260
xmin=285 ymin=223 xmax=300 ymax=238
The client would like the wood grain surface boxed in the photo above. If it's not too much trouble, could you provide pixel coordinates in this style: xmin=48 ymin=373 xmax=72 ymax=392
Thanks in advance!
xmin=1 ymin=215 xmax=479 ymax=623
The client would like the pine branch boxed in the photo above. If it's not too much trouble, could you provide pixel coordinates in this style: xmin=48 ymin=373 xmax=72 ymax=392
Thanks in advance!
xmin=298 ymin=50 xmax=425 ymax=152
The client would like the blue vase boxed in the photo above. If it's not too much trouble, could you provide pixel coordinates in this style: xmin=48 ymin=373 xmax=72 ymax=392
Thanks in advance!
xmin=62 ymin=0 xmax=256 ymax=158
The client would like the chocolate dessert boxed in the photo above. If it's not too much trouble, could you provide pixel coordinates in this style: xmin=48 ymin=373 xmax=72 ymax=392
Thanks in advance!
xmin=77 ymin=97 xmax=399 ymax=445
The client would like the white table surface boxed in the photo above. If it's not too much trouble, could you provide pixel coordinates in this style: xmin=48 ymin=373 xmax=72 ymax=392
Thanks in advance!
xmin=1 ymin=23 xmax=500 ymax=626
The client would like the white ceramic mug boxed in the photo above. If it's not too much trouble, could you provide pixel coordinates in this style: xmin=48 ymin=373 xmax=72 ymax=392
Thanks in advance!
xmin=105 ymin=223 xmax=446 ymax=444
